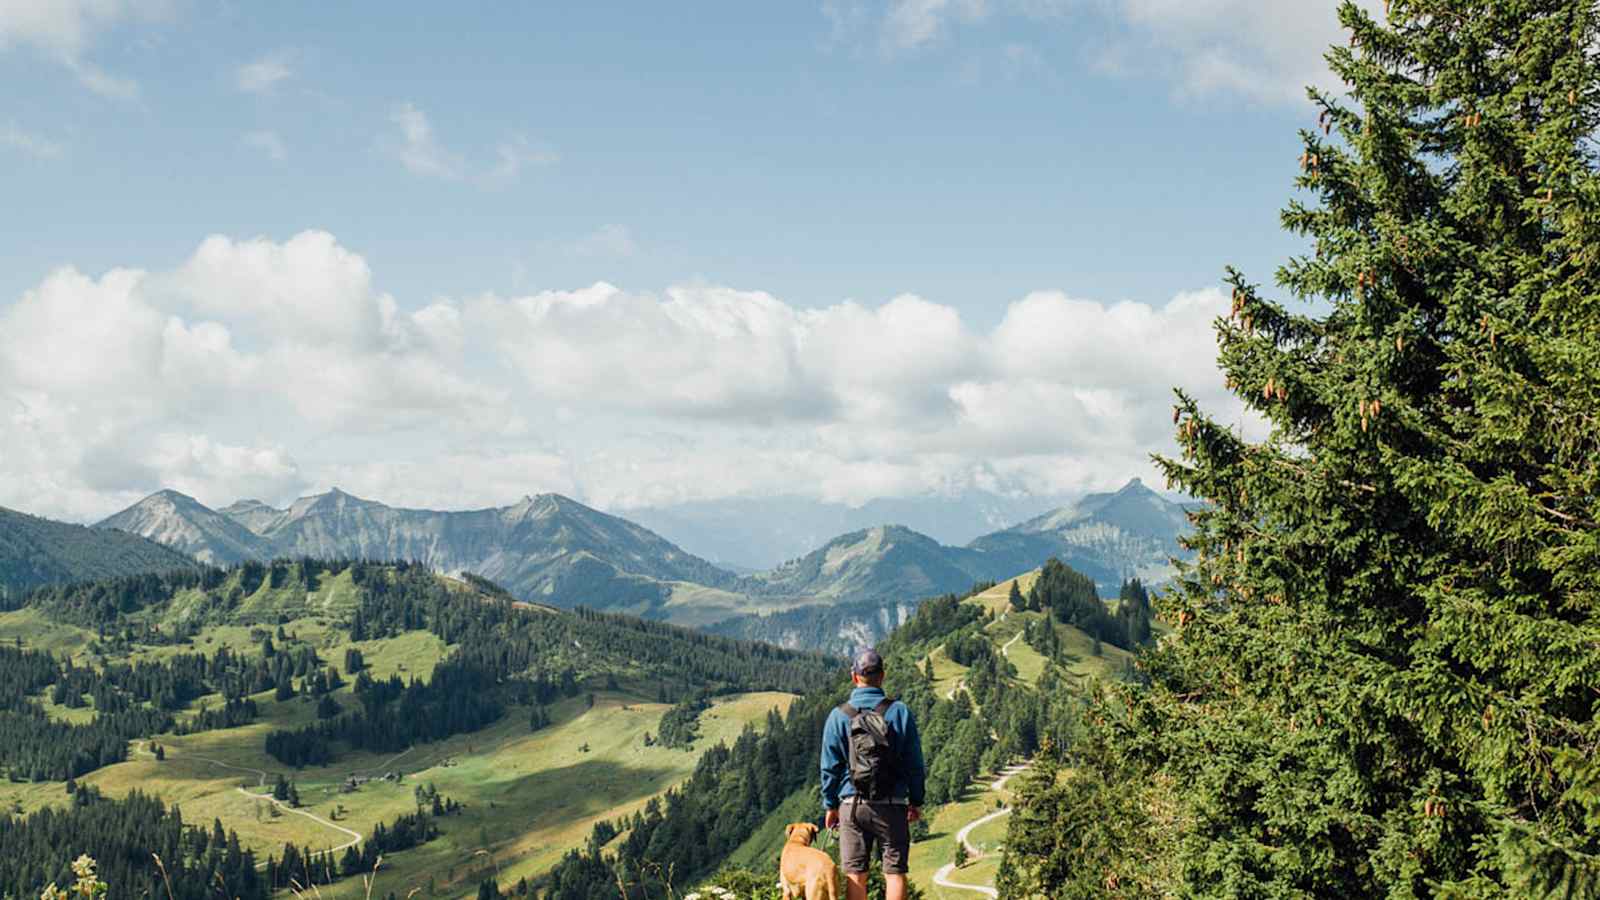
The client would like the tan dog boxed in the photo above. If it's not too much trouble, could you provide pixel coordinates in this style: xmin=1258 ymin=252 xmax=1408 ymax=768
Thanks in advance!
xmin=780 ymin=822 xmax=838 ymax=900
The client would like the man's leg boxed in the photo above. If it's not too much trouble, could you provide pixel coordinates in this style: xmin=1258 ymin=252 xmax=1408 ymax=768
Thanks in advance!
xmin=880 ymin=802 xmax=912 ymax=900
xmin=839 ymin=800 xmax=873 ymax=900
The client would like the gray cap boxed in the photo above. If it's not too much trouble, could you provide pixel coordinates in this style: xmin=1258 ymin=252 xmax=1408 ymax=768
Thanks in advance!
xmin=852 ymin=646 xmax=884 ymax=675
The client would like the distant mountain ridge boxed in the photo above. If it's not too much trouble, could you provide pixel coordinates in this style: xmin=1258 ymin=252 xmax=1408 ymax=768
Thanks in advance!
xmin=98 ymin=490 xmax=272 ymax=565
xmin=93 ymin=478 xmax=1192 ymax=643
xmin=968 ymin=477 xmax=1193 ymax=591
xmin=749 ymin=524 xmax=995 ymax=601
xmin=626 ymin=490 xmax=1068 ymax=571
xmin=711 ymin=478 xmax=1194 ymax=650
xmin=0 ymin=505 xmax=197 ymax=599
xmin=97 ymin=488 xmax=737 ymax=617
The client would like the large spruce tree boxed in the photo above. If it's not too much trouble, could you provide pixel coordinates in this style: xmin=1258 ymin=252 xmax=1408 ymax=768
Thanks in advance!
xmin=1002 ymin=1 xmax=1600 ymax=896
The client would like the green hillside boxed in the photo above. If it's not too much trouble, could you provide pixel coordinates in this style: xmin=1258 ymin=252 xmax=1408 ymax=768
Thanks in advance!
xmin=0 ymin=505 xmax=197 ymax=600
xmin=0 ymin=560 xmax=832 ymax=898
xmin=543 ymin=561 xmax=1153 ymax=899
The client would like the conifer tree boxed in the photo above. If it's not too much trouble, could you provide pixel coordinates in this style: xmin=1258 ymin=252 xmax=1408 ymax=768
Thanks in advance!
xmin=1003 ymin=1 xmax=1600 ymax=895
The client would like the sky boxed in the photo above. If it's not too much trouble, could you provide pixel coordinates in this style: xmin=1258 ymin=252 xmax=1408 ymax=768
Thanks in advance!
xmin=0 ymin=0 xmax=1375 ymax=523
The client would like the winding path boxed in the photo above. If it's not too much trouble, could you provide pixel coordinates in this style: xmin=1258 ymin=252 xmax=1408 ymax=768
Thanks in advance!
xmin=237 ymin=785 xmax=363 ymax=857
xmin=1000 ymin=631 xmax=1023 ymax=658
xmin=932 ymin=806 xmax=1009 ymax=898
xmin=929 ymin=763 xmax=1030 ymax=898
xmin=137 ymin=741 xmax=364 ymax=859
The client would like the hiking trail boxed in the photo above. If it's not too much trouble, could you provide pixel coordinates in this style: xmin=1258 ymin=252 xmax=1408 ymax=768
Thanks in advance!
xmin=929 ymin=762 xmax=1029 ymax=898
xmin=133 ymin=740 xmax=364 ymax=861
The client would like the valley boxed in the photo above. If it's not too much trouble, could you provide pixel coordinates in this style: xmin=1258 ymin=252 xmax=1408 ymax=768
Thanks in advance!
xmin=0 ymin=490 xmax=1161 ymax=898
xmin=0 ymin=559 xmax=830 ymax=898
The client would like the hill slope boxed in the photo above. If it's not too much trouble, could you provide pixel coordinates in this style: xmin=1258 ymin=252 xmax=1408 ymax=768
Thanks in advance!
xmin=550 ymin=563 xmax=1148 ymax=899
xmin=0 ymin=561 xmax=830 ymax=898
xmin=0 ymin=505 xmax=197 ymax=599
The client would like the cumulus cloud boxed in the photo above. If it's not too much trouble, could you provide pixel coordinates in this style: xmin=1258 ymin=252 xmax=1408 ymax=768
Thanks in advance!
xmin=0 ymin=230 xmax=1254 ymax=522
xmin=0 ymin=0 xmax=169 ymax=97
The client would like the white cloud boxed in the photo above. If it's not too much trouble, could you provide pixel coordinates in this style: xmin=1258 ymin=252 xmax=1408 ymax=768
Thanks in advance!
xmin=388 ymin=101 xmax=464 ymax=179
xmin=386 ymin=102 xmax=560 ymax=184
xmin=829 ymin=0 xmax=1379 ymax=104
xmin=882 ymin=0 xmax=988 ymax=51
xmin=487 ymin=136 xmax=559 ymax=183
xmin=0 ymin=0 xmax=170 ymax=97
xmin=242 ymin=129 xmax=287 ymax=161
xmin=140 ymin=434 xmax=306 ymax=508
xmin=0 ymin=230 xmax=1256 ymax=522
xmin=0 ymin=122 xmax=62 ymax=158
xmin=163 ymin=231 xmax=392 ymax=347
xmin=235 ymin=52 xmax=293 ymax=94
xmin=69 ymin=60 xmax=139 ymax=98
xmin=1108 ymin=0 xmax=1383 ymax=103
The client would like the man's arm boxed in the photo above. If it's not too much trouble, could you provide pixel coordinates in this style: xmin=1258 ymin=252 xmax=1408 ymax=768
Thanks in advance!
xmin=819 ymin=709 xmax=846 ymax=813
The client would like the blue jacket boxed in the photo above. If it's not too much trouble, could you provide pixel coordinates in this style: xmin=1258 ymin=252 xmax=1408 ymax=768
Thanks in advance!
xmin=820 ymin=686 xmax=926 ymax=810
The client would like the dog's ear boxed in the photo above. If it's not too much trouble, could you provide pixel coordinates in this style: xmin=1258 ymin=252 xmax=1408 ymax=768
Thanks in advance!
xmin=785 ymin=823 xmax=797 ymax=837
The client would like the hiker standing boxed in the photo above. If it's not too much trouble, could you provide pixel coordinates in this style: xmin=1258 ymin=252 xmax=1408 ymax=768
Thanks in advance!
xmin=820 ymin=647 xmax=926 ymax=900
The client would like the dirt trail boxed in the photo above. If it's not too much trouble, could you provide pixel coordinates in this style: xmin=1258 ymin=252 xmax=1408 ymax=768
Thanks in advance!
xmin=135 ymin=741 xmax=364 ymax=859
xmin=1000 ymin=631 xmax=1023 ymax=658
xmin=930 ymin=762 xmax=1030 ymax=898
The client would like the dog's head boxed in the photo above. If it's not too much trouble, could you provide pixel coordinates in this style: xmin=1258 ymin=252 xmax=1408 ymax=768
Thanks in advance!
xmin=785 ymin=822 xmax=820 ymax=846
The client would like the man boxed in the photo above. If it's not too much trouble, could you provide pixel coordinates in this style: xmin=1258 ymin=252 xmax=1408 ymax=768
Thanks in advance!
xmin=820 ymin=647 xmax=926 ymax=900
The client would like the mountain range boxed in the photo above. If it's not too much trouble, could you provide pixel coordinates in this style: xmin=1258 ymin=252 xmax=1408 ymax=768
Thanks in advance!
xmin=91 ymin=478 xmax=1193 ymax=641
xmin=625 ymin=490 xmax=1069 ymax=571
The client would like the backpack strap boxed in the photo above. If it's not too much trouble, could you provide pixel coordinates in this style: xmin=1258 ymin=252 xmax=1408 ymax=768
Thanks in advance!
xmin=838 ymin=703 xmax=859 ymax=719
xmin=874 ymin=698 xmax=894 ymax=716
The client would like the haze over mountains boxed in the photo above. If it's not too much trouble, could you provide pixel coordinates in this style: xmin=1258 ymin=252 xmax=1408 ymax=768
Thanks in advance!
xmin=87 ymin=479 xmax=1192 ymax=640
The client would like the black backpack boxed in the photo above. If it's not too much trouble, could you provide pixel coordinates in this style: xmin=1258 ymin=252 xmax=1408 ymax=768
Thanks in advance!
xmin=839 ymin=698 xmax=898 ymax=801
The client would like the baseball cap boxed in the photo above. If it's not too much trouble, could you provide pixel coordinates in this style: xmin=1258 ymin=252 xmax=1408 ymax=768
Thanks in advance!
xmin=852 ymin=647 xmax=884 ymax=675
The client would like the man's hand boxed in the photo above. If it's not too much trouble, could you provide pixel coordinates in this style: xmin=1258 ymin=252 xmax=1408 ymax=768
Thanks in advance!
xmin=907 ymin=805 xmax=921 ymax=823
xmin=825 ymin=807 xmax=840 ymax=830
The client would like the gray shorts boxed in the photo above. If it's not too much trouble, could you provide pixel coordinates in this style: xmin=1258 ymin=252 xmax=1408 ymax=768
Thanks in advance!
xmin=838 ymin=797 xmax=911 ymax=875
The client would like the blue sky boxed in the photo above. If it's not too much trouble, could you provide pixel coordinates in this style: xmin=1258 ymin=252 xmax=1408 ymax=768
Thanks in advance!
xmin=0 ymin=1 xmax=1370 ymax=521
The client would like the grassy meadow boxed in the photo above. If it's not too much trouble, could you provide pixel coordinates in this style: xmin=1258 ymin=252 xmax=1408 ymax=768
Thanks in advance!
xmin=0 ymin=585 xmax=798 ymax=899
